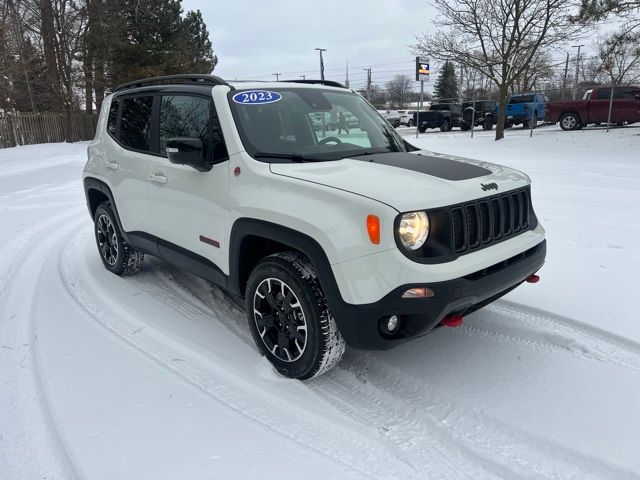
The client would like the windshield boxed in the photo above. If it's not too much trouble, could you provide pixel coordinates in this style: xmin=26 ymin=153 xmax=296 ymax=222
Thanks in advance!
xmin=228 ymin=87 xmax=408 ymax=162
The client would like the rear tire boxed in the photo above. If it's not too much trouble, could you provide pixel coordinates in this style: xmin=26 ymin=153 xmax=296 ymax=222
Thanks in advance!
xmin=93 ymin=202 xmax=144 ymax=276
xmin=483 ymin=117 xmax=493 ymax=130
xmin=245 ymin=252 xmax=345 ymax=380
xmin=559 ymin=112 xmax=580 ymax=131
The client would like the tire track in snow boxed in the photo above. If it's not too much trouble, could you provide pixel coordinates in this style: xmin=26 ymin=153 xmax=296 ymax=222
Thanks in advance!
xmin=59 ymin=229 xmax=425 ymax=480
xmin=455 ymin=301 xmax=640 ymax=372
xmin=122 ymin=255 xmax=640 ymax=480
xmin=328 ymin=353 xmax=639 ymax=480
xmin=0 ymin=207 xmax=86 ymax=480
xmin=122 ymin=260 xmax=499 ymax=479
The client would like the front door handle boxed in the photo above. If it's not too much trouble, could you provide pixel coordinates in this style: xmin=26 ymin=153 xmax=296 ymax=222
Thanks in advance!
xmin=105 ymin=160 xmax=119 ymax=170
xmin=148 ymin=173 xmax=168 ymax=184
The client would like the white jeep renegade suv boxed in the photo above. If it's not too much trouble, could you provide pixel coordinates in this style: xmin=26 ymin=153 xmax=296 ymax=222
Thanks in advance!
xmin=83 ymin=74 xmax=546 ymax=379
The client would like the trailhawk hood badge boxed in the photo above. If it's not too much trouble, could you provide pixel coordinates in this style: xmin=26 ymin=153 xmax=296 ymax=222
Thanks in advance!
xmin=481 ymin=182 xmax=498 ymax=191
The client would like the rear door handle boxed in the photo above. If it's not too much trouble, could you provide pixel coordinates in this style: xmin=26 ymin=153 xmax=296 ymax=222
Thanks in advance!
xmin=105 ymin=160 xmax=119 ymax=170
xmin=148 ymin=173 xmax=168 ymax=184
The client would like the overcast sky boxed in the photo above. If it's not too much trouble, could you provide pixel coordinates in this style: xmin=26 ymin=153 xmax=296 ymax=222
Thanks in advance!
xmin=182 ymin=0 xmax=436 ymax=91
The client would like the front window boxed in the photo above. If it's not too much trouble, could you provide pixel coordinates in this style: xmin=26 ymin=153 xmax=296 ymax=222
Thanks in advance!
xmin=228 ymin=88 xmax=408 ymax=162
xmin=159 ymin=95 xmax=211 ymax=159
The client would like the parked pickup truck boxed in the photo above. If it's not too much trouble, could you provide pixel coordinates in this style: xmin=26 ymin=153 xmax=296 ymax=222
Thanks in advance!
xmin=414 ymin=103 xmax=463 ymax=132
xmin=545 ymin=86 xmax=640 ymax=130
xmin=499 ymin=93 xmax=548 ymax=128
xmin=460 ymin=100 xmax=498 ymax=131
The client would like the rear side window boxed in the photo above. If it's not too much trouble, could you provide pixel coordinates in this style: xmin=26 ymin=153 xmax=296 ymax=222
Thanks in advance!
xmin=159 ymin=95 xmax=228 ymax=162
xmin=107 ymin=99 xmax=119 ymax=136
xmin=120 ymin=96 xmax=153 ymax=151
xmin=622 ymin=88 xmax=640 ymax=99
xmin=595 ymin=88 xmax=625 ymax=99
xmin=509 ymin=95 xmax=534 ymax=104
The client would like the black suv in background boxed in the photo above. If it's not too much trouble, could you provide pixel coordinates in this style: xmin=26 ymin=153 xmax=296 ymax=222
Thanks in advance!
xmin=460 ymin=100 xmax=497 ymax=131
xmin=414 ymin=103 xmax=463 ymax=132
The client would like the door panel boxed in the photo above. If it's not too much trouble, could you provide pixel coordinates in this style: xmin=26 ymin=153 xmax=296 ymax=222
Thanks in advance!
xmin=106 ymin=96 xmax=154 ymax=233
xmin=146 ymin=94 xmax=230 ymax=271
xmin=622 ymin=88 xmax=640 ymax=122
xmin=589 ymin=89 xmax=612 ymax=123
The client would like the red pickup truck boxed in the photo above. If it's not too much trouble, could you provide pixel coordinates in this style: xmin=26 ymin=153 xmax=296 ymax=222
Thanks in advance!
xmin=545 ymin=86 xmax=640 ymax=130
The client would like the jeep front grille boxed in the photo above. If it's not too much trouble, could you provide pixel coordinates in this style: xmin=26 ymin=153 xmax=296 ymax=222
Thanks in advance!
xmin=450 ymin=187 xmax=531 ymax=253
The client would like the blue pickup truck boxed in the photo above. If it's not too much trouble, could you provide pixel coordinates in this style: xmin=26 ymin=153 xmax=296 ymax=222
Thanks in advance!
xmin=499 ymin=93 xmax=549 ymax=128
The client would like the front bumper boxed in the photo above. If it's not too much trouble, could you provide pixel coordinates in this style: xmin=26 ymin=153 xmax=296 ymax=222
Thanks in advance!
xmin=331 ymin=239 xmax=546 ymax=350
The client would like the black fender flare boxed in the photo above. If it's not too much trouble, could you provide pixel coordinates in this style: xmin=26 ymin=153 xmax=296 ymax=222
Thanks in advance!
xmin=228 ymin=218 xmax=344 ymax=309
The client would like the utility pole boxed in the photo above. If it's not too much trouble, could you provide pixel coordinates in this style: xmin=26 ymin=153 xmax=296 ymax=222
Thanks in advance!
xmin=572 ymin=44 xmax=585 ymax=100
xmin=299 ymin=75 xmax=306 ymax=80
xmin=345 ymin=60 xmax=350 ymax=89
xmin=315 ymin=48 xmax=327 ymax=80
xmin=562 ymin=52 xmax=570 ymax=100
xmin=272 ymin=73 xmax=281 ymax=82
xmin=363 ymin=68 xmax=372 ymax=101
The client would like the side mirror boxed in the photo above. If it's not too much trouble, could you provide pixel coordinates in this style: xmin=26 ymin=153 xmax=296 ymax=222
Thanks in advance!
xmin=166 ymin=137 xmax=208 ymax=171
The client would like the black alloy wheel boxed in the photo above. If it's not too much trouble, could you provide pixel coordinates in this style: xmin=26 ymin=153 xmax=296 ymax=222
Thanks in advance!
xmin=253 ymin=277 xmax=308 ymax=362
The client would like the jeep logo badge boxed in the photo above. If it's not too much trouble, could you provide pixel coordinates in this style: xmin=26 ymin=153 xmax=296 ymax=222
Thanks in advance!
xmin=481 ymin=182 xmax=498 ymax=191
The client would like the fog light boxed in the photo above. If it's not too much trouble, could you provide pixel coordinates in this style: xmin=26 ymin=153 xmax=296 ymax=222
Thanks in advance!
xmin=387 ymin=315 xmax=400 ymax=333
xmin=402 ymin=287 xmax=434 ymax=298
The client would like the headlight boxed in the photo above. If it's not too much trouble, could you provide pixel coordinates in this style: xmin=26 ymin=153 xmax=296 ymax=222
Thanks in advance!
xmin=398 ymin=211 xmax=429 ymax=250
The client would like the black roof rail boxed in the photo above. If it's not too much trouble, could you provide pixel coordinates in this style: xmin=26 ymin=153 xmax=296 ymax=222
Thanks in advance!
xmin=279 ymin=79 xmax=347 ymax=89
xmin=114 ymin=74 xmax=230 ymax=92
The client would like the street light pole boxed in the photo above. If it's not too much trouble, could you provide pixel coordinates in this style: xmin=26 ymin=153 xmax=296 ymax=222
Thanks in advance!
xmin=300 ymin=75 xmax=306 ymax=80
xmin=272 ymin=73 xmax=281 ymax=82
xmin=315 ymin=48 xmax=327 ymax=80
xmin=572 ymin=44 xmax=585 ymax=100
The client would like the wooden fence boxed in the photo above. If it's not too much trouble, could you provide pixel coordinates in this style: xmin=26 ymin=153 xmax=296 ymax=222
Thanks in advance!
xmin=0 ymin=111 xmax=97 ymax=149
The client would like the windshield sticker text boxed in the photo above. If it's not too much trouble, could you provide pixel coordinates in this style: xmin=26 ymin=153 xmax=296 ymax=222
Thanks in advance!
xmin=232 ymin=90 xmax=282 ymax=105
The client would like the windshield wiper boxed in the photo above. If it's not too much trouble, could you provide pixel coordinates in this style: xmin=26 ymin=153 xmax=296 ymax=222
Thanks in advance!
xmin=347 ymin=149 xmax=387 ymax=158
xmin=253 ymin=152 xmax=324 ymax=162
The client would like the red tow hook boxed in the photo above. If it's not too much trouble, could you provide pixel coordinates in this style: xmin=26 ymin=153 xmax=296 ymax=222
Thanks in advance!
xmin=526 ymin=274 xmax=540 ymax=283
xmin=441 ymin=314 xmax=464 ymax=328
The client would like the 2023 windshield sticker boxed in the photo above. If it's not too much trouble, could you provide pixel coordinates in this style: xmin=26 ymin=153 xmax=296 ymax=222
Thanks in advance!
xmin=232 ymin=90 xmax=282 ymax=105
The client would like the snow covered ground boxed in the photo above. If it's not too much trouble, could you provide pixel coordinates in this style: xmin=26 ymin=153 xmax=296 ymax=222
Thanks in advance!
xmin=1 ymin=125 xmax=640 ymax=479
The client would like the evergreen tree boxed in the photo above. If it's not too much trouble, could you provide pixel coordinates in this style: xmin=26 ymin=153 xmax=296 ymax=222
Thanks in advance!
xmin=99 ymin=0 xmax=219 ymax=90
xmin=180 ymin=10 xmax=219 ymax=74
xmin=433 ymin=61 xmax=459 ymax=103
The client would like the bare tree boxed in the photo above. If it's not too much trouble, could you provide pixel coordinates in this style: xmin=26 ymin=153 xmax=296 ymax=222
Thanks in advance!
xmin=511 ymin=51 xmax=555 ymax=93
xmin=385 ymin=74 xmax=413 ymax=108
xmin=597 ymin=32 xmax=640 ymax=85
xmin=414 ymin=0 xmax=584 ymax=140
xmin=36 ymin=0 xmax=87 ymax=141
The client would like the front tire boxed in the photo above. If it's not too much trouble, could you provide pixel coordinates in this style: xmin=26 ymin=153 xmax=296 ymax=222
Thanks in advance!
xmin=94 ymin=202 xmax=144 ymax=276
xmin=440 ymin=119 xmax=451 ymax=132
xmin=483 ymin=117 xmax=493 ymax=130
xmin=245 ymin=252 xmax=345 ymax=380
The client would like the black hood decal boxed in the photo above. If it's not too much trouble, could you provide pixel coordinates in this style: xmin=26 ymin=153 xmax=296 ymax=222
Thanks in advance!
xmin=351 ymin=152 xmax=492 ymax=181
